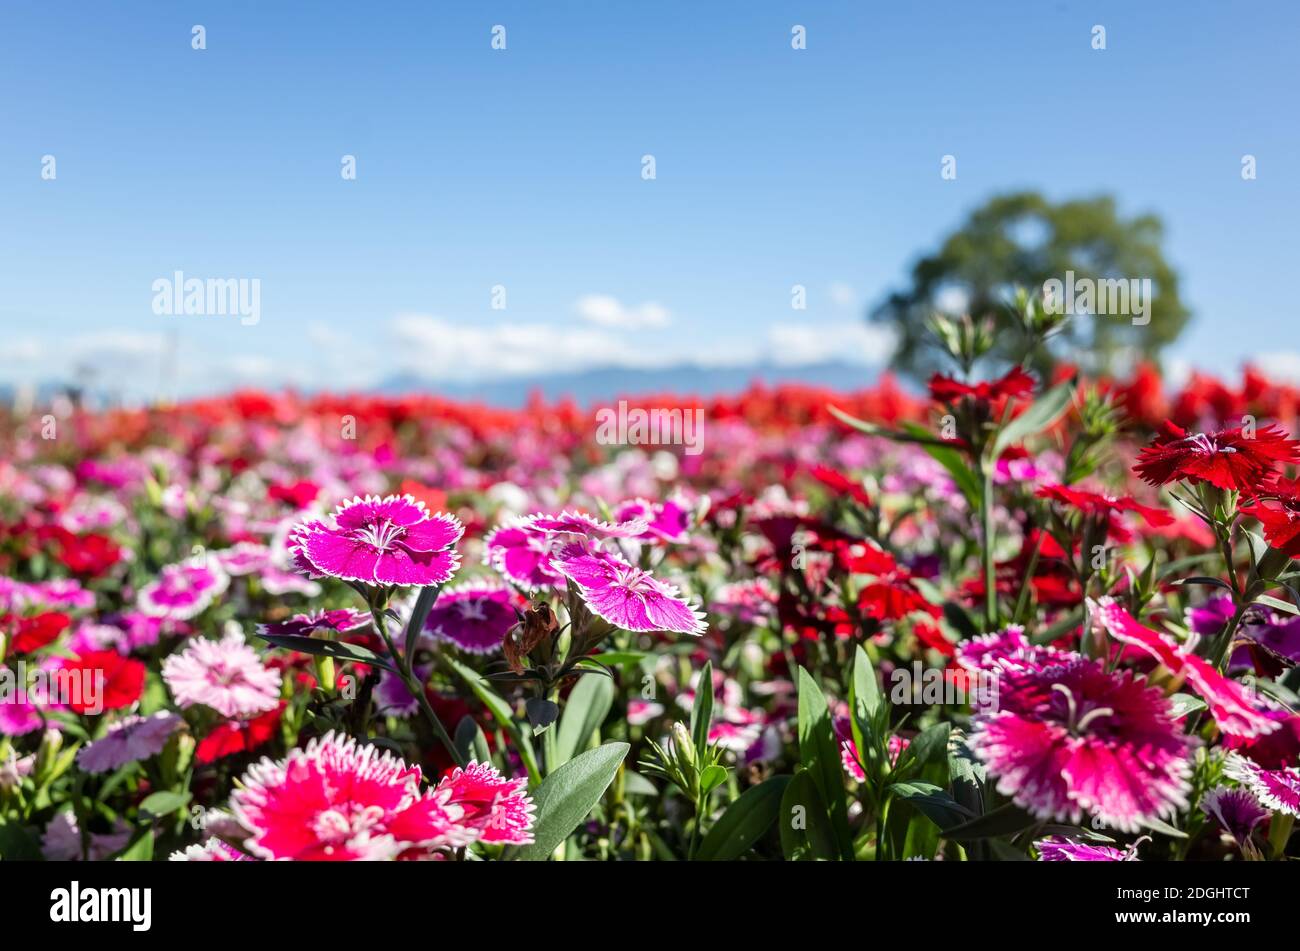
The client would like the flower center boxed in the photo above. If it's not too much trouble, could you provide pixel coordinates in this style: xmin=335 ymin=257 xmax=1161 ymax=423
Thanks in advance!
xmin=311 ymin=803 xmax=387 ymax=845
xmin=353 ymin=518 xmax=405 ymax=552
xmin=1050 ymin=683 xmax=1114 ymax=736
xmin=1185 ymin=432 xmax=1235 ymax=455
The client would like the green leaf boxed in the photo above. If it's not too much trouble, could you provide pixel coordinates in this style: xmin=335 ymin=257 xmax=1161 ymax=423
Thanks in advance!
xmin=512 ymin=742 xmax=629 ymax=861
xmin=0 ymin=818 xmax=42 ymax=861
xmin=445 ymin=656 xmax=541 ymax=783
xmin=1167 ymin=694 xmax=1206 ymax=719
xmin=115 ymin=829 xmax=155 ymax=862
xmin=699 ymin=764 xmax=729 ymax=797
xmin=894 ymin=722 xmax=950 ymax=782
xmin=846 ymin=646 xmax=879 ymax=783
xmin=554 ymin=673 xmax=614 ymax=767
xmin=1173 ymin=576 xmax=1234 ymax=590
xmin=454 ymin=715 xmax=492 ymax=765
xmin=691 ymin=660 xmax=715 ymax=755
xmin=901 ymin=423 xmax=981 ymax=507
xmin=941 ymin=802 xmax=1039 ymax=841
xmin=695 ymin=775 xmax=791 ymax=861
xmin=258 ymin=633 xmax=396 ymax=673
xmin=139 ymin=790 xmax=190 ymax=818
xmin=796 ymin=666 xmax=854 ymax=860
xmin=584 ymin=650 xmax=653 ymax=669
xmin=890 ymin=781 xmax=974 ymax=831
xmin=404 ymin=584 xmax=442 ymax=659
xmin=991 ymin=377 xmax=1075 ymax=459
xmin=779 ymin=769 xmax=838 ymax=860
xmin=621 ymin=769 xmax=660 ymax=797
xmin=1255 ymin=594 xmax=1300 ymax=617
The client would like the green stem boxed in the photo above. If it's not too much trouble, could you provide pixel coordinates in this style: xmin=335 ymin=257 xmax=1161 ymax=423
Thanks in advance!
xmin=373 ymin=607 xmax=464 ymax=767
xmin=981 ymin=468 xmax=998 ymax=631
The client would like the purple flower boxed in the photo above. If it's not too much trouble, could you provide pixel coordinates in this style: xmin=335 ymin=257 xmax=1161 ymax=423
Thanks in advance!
xmin=258 ymin=608 xmax=371 ymax=639
xmin=423 ymin=584 xmax=520 ymax=654
xmin=290 ymin=495 xmax=463 ymax=587
xmin=1200 ymin=785 xmax=1269 ymax=848
xmin=612 ymin=496 xmax=693 ymax=544
xmin=76 ymin=712 xmax=183 ymax=774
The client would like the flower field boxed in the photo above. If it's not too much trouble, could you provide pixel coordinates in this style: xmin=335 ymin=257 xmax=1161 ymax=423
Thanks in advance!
xmin=4 ymin=354 xmax=1300 ymax=863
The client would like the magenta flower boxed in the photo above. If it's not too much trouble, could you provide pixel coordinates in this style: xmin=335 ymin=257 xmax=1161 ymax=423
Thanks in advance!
xmin=1094 ymin=598 xmax=1280 ymax=739
xmin=215 ymin=542 xmax=272 ymax=576
xmin=162 ymin=629 xmax=282 ymax=719
xmin=258 ymin=608 xmax=371 ymax=639
xmin=423 ymin=583 xmax=520 ymax=654
xmin=76 ymin=712 xmax=183 ymax=774
xmin=290 ymin=495 xmax=463 ymax=587
xmin=613 ymin=496 xmax=692 ymax=544
xmin=954 ymin=625 xmax=1074 ymax=678
xmin=232 ymin=732 xmax=472 ymax=861
xmin=551 ymin=542 xmax=706 ymax=635
xmin=482 ymin=521 xmax=566 ymax=590
xmin=137 ymin=557 xmax=229 ymax=619
xmin=1035 ymin=836 xmax=1143 ymax=861
xmin=482 ymin=510 xmax=647 ymax=591
xmin=1224 ymin=753 xmax=1300 ymax=817
xmin=970 ymin=657 xmax=1192 ymax=832
xmin=432 ymin=762 xmax=536 ymax=845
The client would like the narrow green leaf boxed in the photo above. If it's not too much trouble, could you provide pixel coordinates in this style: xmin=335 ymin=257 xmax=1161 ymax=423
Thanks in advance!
xmin=779 ymin=769 xmax=838 ymax=861
xmin=695 ymin=775 xmax=791 ymax=861
xmin=258 ymin=633 xmax=396 ymax=673
xmin=991 ymin=377 xmax=1075 ymax=459
xmin=796 ymin=666 xmax=854 ymax=860
xmin=691 ymin=660 xmax=715 ymax=755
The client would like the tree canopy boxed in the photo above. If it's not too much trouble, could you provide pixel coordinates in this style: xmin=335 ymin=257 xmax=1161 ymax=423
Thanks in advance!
xmin=871 ymin=192 xmax=1189 ymax=381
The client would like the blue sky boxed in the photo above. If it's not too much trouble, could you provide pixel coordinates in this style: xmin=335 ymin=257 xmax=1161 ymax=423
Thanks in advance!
xmin=2 ymin=1 xmax=1297 ymax=399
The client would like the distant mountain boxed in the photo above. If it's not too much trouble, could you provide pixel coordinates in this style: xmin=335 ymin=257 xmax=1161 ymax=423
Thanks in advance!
xmin=375 ymin=361 xmax=880 ymax=406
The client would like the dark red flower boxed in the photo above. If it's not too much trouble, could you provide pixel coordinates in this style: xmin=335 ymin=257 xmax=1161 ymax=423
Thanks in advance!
xmin=61 ymin=650 xmax=146 ymax=713
xmin=2 ymin=611 xmax=71 ymax=654
xmin=928 ymin=366 xmax=1035 ymax=404
xmin=1133 ymin=421 xmax=1300 ymax=492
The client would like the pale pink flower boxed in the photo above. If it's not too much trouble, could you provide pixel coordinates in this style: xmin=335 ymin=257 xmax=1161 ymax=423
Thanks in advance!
xmin=162 ymin=629 xmax=282 ymax=719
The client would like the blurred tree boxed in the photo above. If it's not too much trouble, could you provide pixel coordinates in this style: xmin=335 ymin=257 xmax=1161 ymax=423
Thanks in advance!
xmin=871 ymin=192 xmax=1189 ymax=380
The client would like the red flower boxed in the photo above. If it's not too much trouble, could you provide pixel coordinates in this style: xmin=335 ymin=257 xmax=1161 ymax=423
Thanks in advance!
xmin=1133 ymin=421 xmax=1300 ymax=492
xmin=267 ymin=479 xmax=320 ymax=509
xmin=195 ymin=702 xmax=286 ymax=765
xmin=1036 ymin=484 xmax=1173 ymax=527
xmin=928 ymin=366 xmax=1036 ymax=405
xmin=807 ymin=465 xmax=872 ymax=508
xmin=61 ymin=650 xmax=146 ymax=713
xmin=2 ymin=611 xmax=71 ymax=654
xmin=1240 ymin=477 xmax=1300 ymax=557
xmin=55 ymin=531 xmax=124 ymax=577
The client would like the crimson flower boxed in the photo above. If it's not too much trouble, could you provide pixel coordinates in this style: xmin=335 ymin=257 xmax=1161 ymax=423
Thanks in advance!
xmin=61 ymin=650 xmax=147 ymax=713
xmin=2 ymin=611 xmax=71 ymax=654
xmin=928 ymin=366 xmax=1035 ymax=405
xmin=1240 ymin=477 xmax=1300 ymax=556
xmin=1133 ymin=421 xmax=1300 ymax=492
xmin=1036 ymin=484 xmax=1174 ymax=528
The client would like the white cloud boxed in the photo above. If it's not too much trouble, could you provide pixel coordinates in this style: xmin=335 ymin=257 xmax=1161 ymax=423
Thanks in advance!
xmin=390 ymin=313 xmax=671 ymax=381
xmin=828 ymin=282 xmax=858 ymax=310
xmin=574 ymin=294 xmax=671 ymax=329
xmin=762 ymin=323 xmax=896 ymax=367
xmin=1253 ymin=351 xmax=1300 ymax=385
